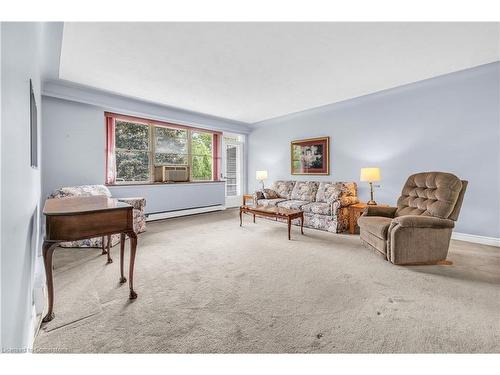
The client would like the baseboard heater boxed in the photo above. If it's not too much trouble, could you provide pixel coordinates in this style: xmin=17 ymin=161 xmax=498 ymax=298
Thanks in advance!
xmin=146 ymin=205 xmax=225 ymax=222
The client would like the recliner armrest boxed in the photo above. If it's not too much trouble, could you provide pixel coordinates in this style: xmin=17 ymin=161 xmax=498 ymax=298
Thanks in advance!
xmin=392 ymin=215 xmax=454 ymax=229
xmin=362 ymin=206 xmax=397 ymax=218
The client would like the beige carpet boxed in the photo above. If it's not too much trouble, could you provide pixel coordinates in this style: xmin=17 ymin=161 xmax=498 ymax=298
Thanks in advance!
xmin=33 ymin=209 xmax=500 ymax=353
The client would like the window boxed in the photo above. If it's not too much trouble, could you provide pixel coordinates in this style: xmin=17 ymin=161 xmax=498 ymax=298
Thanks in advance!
xmin=191 ymin=131 xmax=213 ymax=181
xmin=154 ymin=127 xmax=188 ymax=166
xmin=106 ymin=113 xmax=221 ymax=184
xmin=115 ymin=121 xmax=151 ymax=182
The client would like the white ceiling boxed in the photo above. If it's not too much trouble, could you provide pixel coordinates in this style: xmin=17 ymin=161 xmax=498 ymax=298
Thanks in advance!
xmin=60 ymin=22 xmax=499 ymax=124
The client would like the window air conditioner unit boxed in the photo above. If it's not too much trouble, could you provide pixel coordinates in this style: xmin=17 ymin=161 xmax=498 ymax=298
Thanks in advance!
xmin=154 ymin=165 xmax=190 ymax=183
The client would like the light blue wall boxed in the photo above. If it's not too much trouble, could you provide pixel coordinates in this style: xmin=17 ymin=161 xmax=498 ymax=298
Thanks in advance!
xmin=41 ymin=95 xmax=244 ymax=214
xmin=110 ymin=183 xmax=225 ymax=213
xmin=1 ymin=22 xmax=44 ymax=351
xmin=248 ymin=62 xmax=500 ymax=238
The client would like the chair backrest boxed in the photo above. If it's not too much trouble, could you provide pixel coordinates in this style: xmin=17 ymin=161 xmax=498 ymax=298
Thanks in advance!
xmin=395 ymin=172 xmax=466 ymax=220
xmin=448 ymin=180 xmax=468 ymax=221
xmin=50 ymin=184 xmax=112 ymax=199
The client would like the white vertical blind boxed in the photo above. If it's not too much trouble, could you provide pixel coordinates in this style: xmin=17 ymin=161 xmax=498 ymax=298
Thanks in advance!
xmin=225 ymin=144 xmax=238 ymax=196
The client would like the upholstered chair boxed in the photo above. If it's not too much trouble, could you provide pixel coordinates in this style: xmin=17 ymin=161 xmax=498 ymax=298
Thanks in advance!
xmin=357 ymin=172 xmax=467 ymax=265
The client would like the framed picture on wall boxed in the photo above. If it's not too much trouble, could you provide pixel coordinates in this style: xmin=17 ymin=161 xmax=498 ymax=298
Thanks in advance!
xmin=30 ymin=79 xmax=38 ymax=168
xmin=290 ymin=136 xmax=330 ymax=175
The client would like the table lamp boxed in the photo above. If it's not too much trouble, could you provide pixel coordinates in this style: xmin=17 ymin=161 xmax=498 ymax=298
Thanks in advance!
xmin=256 ymin=170 xmax=268 ymax=190
xmin=360 ymin=167 xmax=381 ymax=205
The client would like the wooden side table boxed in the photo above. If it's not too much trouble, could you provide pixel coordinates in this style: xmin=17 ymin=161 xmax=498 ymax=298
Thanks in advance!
xmin=348 ymin=202 xmax=389 ymax=234
xmin=242 ymin=194 xmax=255 ymax=206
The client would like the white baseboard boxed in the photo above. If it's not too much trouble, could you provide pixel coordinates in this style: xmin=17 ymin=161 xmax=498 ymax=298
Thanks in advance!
xmin=452 ymin=232 xmax=500 ymax=247
xmin=146 ymin=205 xmax=225 ymax=221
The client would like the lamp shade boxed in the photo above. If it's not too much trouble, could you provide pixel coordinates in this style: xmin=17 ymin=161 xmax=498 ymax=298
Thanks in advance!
xmin=256 ymin=170 xmax=268 ymax=181
xmin=360 ymin=167 xmax=381 ymax=182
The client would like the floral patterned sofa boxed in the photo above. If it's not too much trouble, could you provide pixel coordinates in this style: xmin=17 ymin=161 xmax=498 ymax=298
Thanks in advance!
xmin=49 ymin=185 xmax=146 ymax=248
xmin=254 ymin=180 xmax=358 ymax=233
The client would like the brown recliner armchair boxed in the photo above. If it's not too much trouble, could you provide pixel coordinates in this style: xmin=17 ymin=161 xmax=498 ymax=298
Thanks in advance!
xmin=357 ymin=172 xmax=467 ymax=265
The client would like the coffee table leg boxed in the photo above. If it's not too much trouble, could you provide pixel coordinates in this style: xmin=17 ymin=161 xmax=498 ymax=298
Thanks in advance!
xmin=301 ymin=214 xmax=304 ymax=235
xmin=239 ymin=209 xmax=243 ymax=226
xmin=288 ymin=217 xmax=292 ymax=240
xmin=253 ymin=214 xmax=256 ymax=223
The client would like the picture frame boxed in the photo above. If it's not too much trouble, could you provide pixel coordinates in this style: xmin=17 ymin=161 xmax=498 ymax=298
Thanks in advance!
xmin=30 ymin=79 xmax=38 ymax=168
xmin=290 ymin=136 xmax=330 ymax=175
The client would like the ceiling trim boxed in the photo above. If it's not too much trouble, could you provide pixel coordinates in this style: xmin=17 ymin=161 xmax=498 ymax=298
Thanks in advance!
xmin=42 ymin=79 xmax=253 ymax=134
xmin=251 ymin=61 xmax=500 ymax=127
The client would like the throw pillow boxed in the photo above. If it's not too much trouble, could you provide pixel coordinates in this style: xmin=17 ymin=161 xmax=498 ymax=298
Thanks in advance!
xmin=263 ymin=188 xmax=280 ymax=199
xmin=254 ymin=191 xmax=265 ymax=200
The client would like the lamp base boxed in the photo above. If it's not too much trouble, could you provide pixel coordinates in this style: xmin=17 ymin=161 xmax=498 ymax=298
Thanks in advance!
xmin=366 ymin=200 xmax=377 ymax=205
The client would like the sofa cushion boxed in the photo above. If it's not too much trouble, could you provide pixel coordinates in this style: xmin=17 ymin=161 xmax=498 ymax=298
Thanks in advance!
xmin=263 ymin=188 xmax=280 ymax=199
xmin=357 ymin=216 xmax=392 ymax=240
xmin=257 ymin=198 xmax=286 ymax=207
xmin=315 ymin=182 xmax=342 ymax=203
xmin=395 ymin=172 xmax=463 ymax=219
xmin=271 ymin=180 xmax=296 ymax=199
xmin=290 ymin=181 xmax=319 ymax=201
xmin=301 ymin=202 xmax=332 ymax=215
xmin=277 ymin=200 xmax=309 ymax=210
xmin=316 ymin=181 xmax=357 ymax=203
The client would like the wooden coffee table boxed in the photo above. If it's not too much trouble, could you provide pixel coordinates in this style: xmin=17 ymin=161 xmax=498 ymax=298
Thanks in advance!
xmin=239 ymin=205 xmax=304 ymax=240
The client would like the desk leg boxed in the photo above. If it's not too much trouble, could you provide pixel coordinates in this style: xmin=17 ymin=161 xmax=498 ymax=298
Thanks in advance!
xmin=128 ymin=232 xmax=138 ymax=299
xmin=288 ymin=218 xmax=292 ymax=240
xmin=119 ymin=233 xmax=126 ymax=284
xmin=101 ymin=236 xmax=107 ymax=255
xmin=42 ymin=241 xmax=58 ymax=323
xmin=106 ymin=235 xmax=113 ymax=264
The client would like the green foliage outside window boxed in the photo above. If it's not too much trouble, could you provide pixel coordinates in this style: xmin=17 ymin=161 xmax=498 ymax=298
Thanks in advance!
xmin=115 ymin=121 xmax=150 ymax=182
xmin=191 ymin=132 xmax=213 ymax=181
xmin=116 ymin=150 xmax=150 ymax=182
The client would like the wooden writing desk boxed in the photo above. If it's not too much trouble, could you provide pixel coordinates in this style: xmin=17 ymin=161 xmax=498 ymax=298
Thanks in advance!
xmin=42 ymin=196 xmax=138 ymax=323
